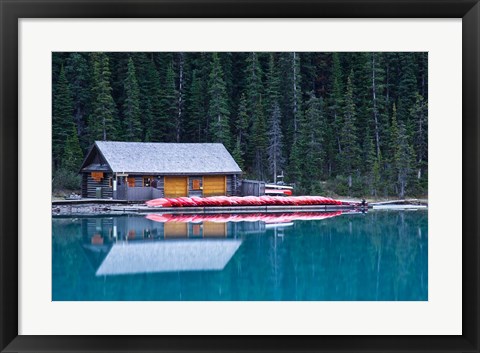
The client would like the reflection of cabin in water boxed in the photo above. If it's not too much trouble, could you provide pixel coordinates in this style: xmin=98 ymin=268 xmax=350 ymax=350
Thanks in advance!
xmin=82 ymin=216 xmax=267 ymax=249
xmin=83 ymin=217 xmax=229 ymax=242
xmin=79 ymin=141 xmax=242 ymax=201
xmin=81 ymin=216 xmax=246 ymax=276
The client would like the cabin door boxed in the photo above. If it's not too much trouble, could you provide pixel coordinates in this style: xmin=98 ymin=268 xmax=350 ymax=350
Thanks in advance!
xmin=164 ymin=176 xmax=188 ymax=197
xmin=203 ymin=175 xmax=226 ymax=196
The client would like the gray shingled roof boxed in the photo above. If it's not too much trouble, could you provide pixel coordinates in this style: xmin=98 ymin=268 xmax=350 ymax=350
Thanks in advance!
xmin=94 ymin=141 xmax=242 ymax=174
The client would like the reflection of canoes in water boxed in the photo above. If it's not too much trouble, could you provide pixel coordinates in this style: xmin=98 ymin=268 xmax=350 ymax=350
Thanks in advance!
xmin=145 ymin=195 xmax=360 ymax=208
xmin=146 ymin=211 xmax=343 ymax=224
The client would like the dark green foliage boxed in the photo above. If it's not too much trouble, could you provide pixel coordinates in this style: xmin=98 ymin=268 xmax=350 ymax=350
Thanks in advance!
xmin=88 ymin=53 xmax=117 ymax=141
xmin=62 ymin=126 xmax=84 ymax=171
xmin=130 ymin=53 xmax=158 ymax=141
xmin=233 ymin=93 xmax=249 ymax=170
xmin=338 ymin=73 xmax=360 ymax=193
xmin=267 ymin=102 xmax=284 ymax=183
xmin=250 ymin=99 xmax=268 ymax=180
xmin=390 ymin=104 xmax=415 ymax=198
xmin=64 ymin=53 xmax=91 ymax=151
xmin=231 ymin=136 xmax=245 ymax=171
xmin=122 ymin=57 xmax=142 ymax=141
xmin=186 ymin=69 xmax=207 ymax=142
xmin=52 ymin=52 xmax=428 ymax=198
xmin=52 ymin=65 xmax=74 ymax=168
xmin=265 ymin=53 xmax=280 ymax=115
xmin=300 ymin=93 xmax=326 ymax=193
xmin=160 ymin=60 xmax=178 ymax=142
xmin=411 ymin=93 xmax=428 ymax=185
xmin=208 ymin=53 xmax=232 ymax=149
xmin=53 ymin=168 xmax=81 ymax=191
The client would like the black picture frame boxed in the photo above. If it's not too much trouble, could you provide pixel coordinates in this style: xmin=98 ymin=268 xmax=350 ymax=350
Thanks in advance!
xmin=1 ymin=1 xmax=478 ymax=352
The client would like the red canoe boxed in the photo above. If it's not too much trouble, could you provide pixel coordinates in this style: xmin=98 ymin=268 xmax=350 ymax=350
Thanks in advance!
xmin=145 ymin=195 xmax=359 ymax=208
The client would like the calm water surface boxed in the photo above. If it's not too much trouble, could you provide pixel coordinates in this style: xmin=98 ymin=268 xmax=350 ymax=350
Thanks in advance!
xmin=52 ymin=210 xmax=427 ymax=301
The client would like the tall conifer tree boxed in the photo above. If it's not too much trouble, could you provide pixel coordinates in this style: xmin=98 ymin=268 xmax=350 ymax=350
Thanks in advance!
xmin=339 ymin=72 xmax=360 ymax=191
xmin=208 ymin=53 xmax=232 ymax=149
xmin=267 ymin=102 xmax=284 ymax=183
xmin=160 ymin=60 xmax=178 ymax=142
xmin=65 ymin=53 xmax=91 ymax=151
xmin=122 ymin=57 xmax=142 ymax=141
xmin=88 ymin=53 xmax=117 ymax=141
xmin=62 ymin=126 xmax=84 ymax=171
xmin=53 ymin=65 xmax=74 ymax=168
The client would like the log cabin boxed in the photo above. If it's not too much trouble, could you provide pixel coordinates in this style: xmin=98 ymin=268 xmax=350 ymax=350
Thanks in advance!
xmin=79 ymin=141 xmax=242 ymax=201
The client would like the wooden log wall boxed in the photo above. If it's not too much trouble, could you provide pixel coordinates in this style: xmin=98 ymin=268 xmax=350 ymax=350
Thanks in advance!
xmin=84 ymin=173 xmax=113 ymax=198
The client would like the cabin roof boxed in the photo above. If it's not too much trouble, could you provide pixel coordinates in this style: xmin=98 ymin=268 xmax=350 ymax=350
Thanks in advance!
xmin=81 ymin=141 xmax=242 ymax=174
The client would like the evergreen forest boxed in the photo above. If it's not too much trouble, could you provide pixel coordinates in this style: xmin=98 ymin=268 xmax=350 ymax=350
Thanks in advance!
xmin=52 ymin=52 xmax=428 ymax=198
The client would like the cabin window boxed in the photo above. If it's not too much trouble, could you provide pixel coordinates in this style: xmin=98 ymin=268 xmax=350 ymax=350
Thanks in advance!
xmin=127 ymin=177 xmax=136 ymax=187
xmin=108 ymin=177 xmax=113 ymax=187
xmin=192 ymin=179 xmax=201 ymax=190
xmin=91 ymin=172 xmax=104 ymax=182
xmin=143 ymin=176 xmax=154 ymax=187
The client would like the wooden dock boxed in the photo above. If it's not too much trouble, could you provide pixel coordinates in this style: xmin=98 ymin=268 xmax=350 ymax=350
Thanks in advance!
xmin=108 ymin=204 xmax=369 ymax=215
xmin=52 ymin=199 xmax=371 ymax=216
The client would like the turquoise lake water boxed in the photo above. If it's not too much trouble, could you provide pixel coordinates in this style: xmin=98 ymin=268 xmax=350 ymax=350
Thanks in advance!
xmin=52 ymin=209 xmax=427 ymax=301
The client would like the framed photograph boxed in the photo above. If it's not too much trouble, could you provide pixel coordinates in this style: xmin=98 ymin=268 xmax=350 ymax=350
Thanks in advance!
xmin=1 ymin=0 xmax=478 ymax=352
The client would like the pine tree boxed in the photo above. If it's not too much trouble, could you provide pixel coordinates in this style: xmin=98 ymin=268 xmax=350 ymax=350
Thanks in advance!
xmin=364 ymin=126 xmax=379 ymax=197
xmin=284 ymin=53 xmax=304 ymax=184
xmin=349 ymin=53 xmax=370 ymax=147
xmin=301 ymin=92 xmax=325 ymax=193
xmin=208 ymin=53 xmax=232 ymax=149
xmin=144 ymin=55 xmax=163 ymax=142
xmin=267 ymin=102 xmax=284 ymax=183
xmin=64 ymin=53 xmax=91 ymax=151
xmin=232 ymin=92 xmax=249 ymax=170
xmin=88 ymin=53 xmax=117 ymax=141
xmin=288 ymin=139 xmax=302 ymax=187
xmin=122 ymin=57 xmax=142 ymax=141
xmin=62 ymin=126 xmax=84 ymax=171
xmin=244 ymin=53 xmax=264 ymax=168
xmin=251 ymin=98 xmax=268 ymax=180
xmin=339 ymin=72 xmax=360 ymax=192
xmin=52 ymin=65 xmax=74 ymax=168
xmin=245 ymin=52 xmax=263 ymax=117
xmin=231 ymin=136 xmax=245 ymax=171
xmin=109 ymin=53 xmax=130 ymax=140
xmin=265 ymin=53 xmax=280 ymax=116
xmin=131 ymin=53 xmax=158 ymax=141
xmin=186 ymin=69 xmax=207 ymax=142
xmin=291 ymin=52 xmax=302 ymax=138
xmin=160 ymin=60 xmax=178 ymax=142
xmin=411 ymin=93 xmax=428 ymax=190
xmin=391 ymin=103 xmax=414 ymax=198
xmin=175 ymin=52 xmax=186 ymax=142
xmin=368 ymin=52 xmax=387 ymax=159
xmin=327 ymin=52 xmax=344 ymax=174
xmin=397 ymin=53 xmax=418 ymax=133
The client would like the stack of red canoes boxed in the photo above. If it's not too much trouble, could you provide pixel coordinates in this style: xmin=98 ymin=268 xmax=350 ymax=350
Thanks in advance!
xmin=146 ymin=195 xmax=348 ymax=208
xmin=146 ymin=211 xmax=343 ymax=224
